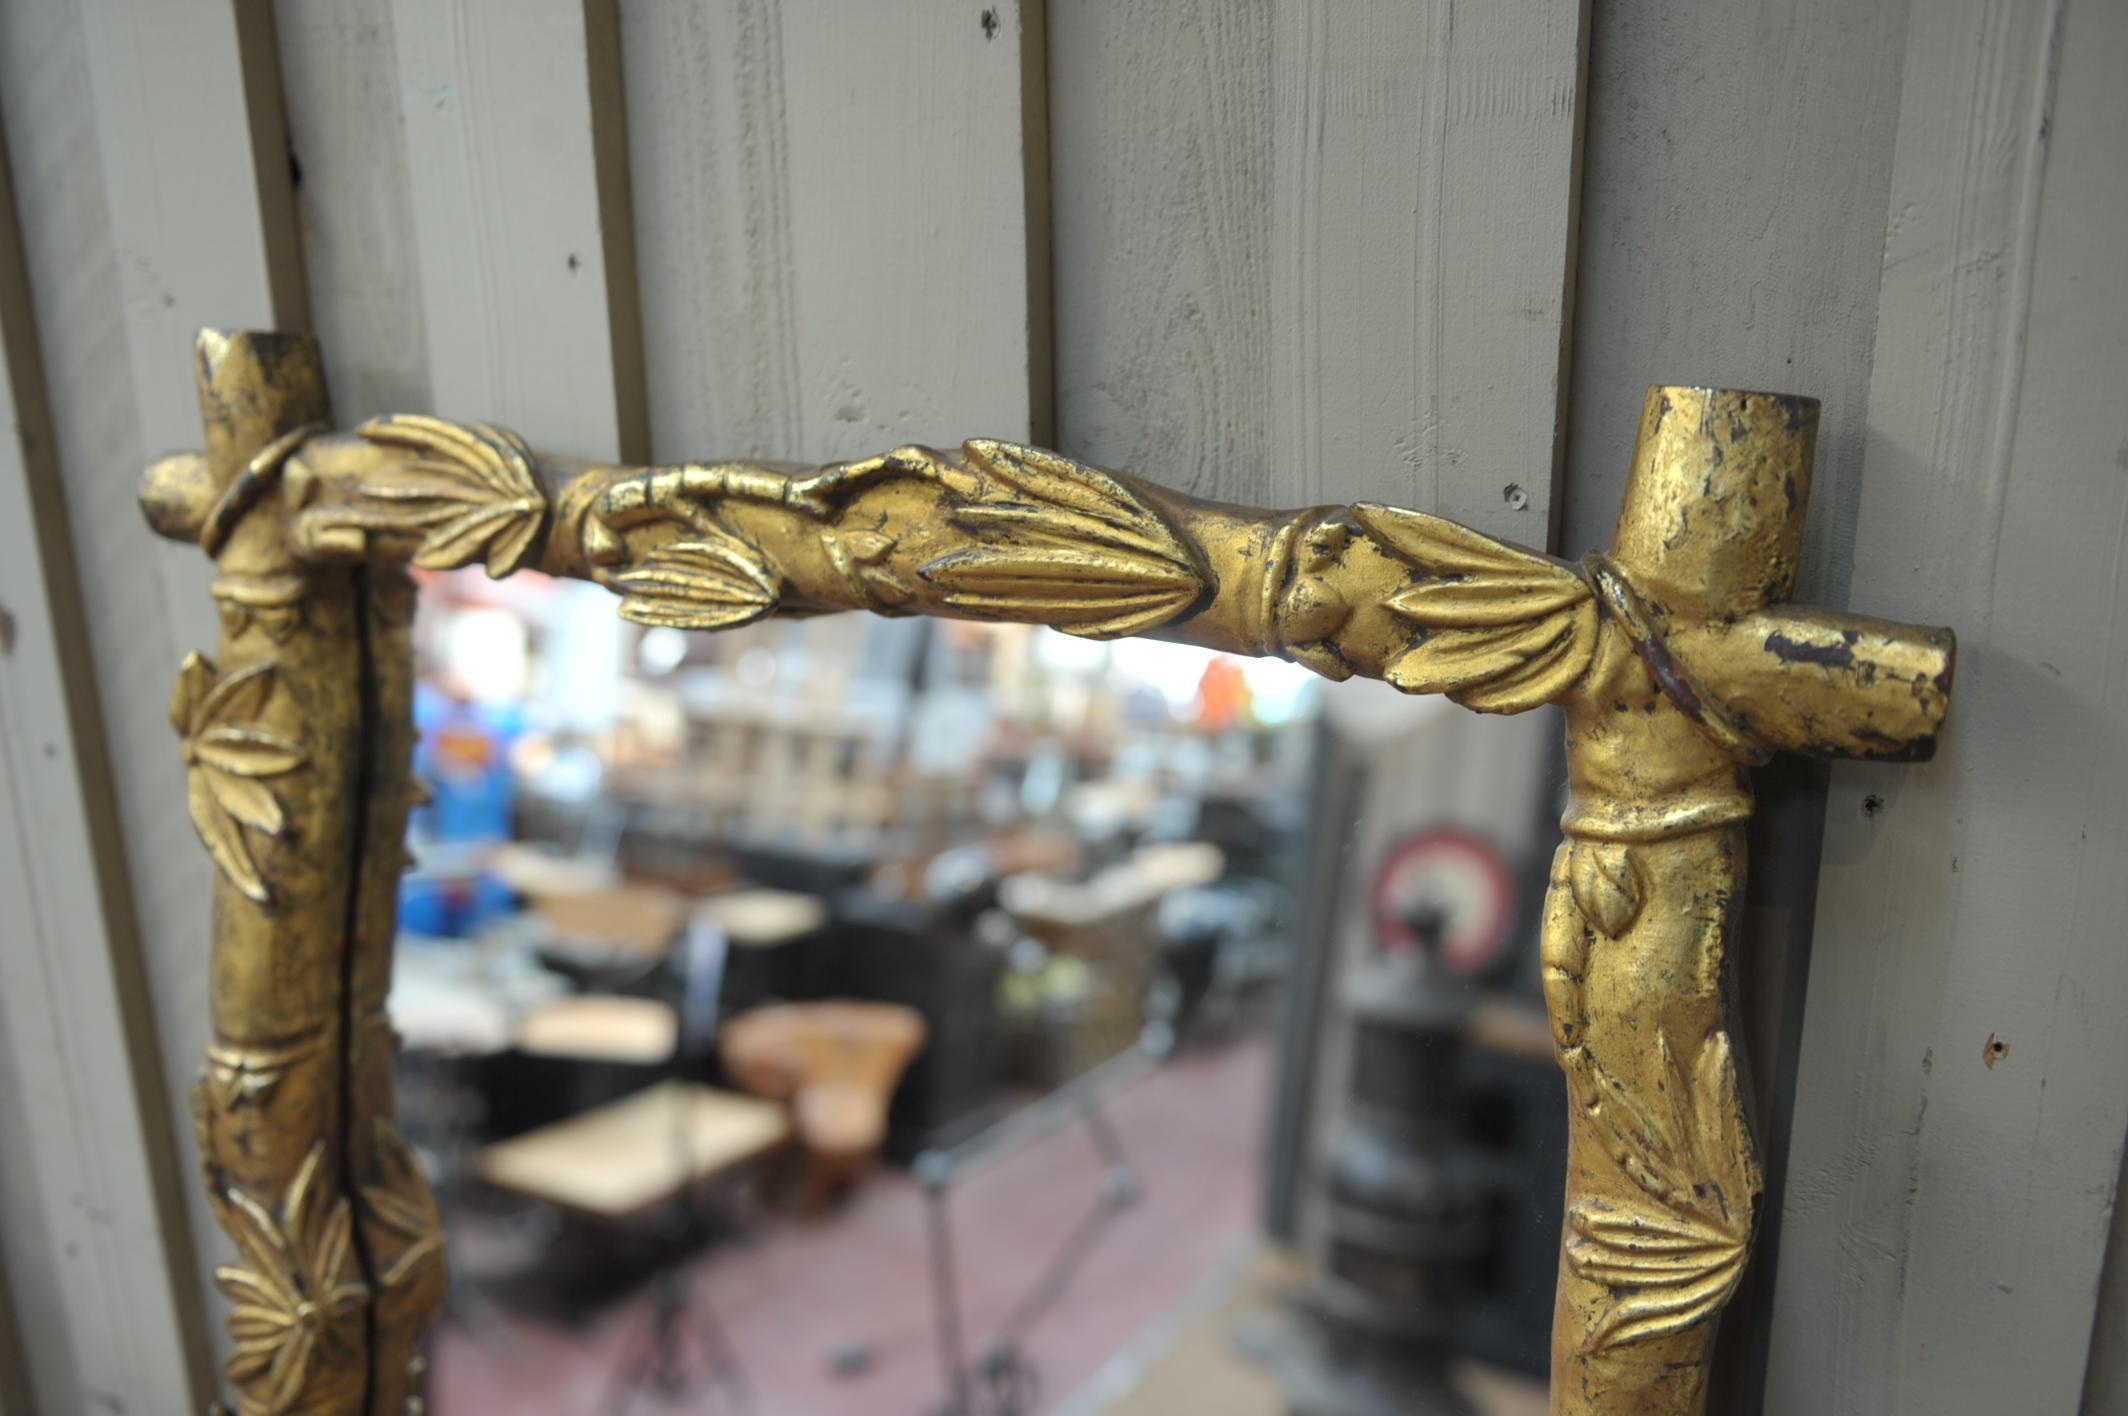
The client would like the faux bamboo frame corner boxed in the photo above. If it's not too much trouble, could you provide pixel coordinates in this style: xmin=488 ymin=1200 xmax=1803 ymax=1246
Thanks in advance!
xmin=141 ymin=328 xmax=1952 ymax=1416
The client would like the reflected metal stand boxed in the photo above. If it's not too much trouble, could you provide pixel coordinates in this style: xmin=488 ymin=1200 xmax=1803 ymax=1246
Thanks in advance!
xmin=603 ymin=915 xmax=752 ymax=1415
xmin=919 ymin=1045 xmax=1153 ymax=1416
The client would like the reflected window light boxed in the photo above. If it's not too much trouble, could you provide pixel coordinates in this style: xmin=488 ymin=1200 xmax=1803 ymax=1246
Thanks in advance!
xmin=1031 ymin=626 xmax=1109 ymax=674
xmin=442 ymin=608 xmax=528 ymax=705
xmin=1242 ymin=656 xmax=1321 ymax=726
xmin=1107 ymin=636 xmax=1220 ymax=715
xmin=636 ymin=625 xmax=689 ymax=677
xmin=736 ymin=647 xmax=779 ymax=689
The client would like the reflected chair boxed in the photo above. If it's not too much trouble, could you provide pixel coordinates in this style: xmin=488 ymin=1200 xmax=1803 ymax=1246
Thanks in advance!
xmin=719 ymin=1001 xmax=928 ymax=1212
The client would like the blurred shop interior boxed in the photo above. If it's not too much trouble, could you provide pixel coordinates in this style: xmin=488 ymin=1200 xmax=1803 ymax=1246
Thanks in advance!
xmin=394 ymin=564 xmax=1565 ymax=1416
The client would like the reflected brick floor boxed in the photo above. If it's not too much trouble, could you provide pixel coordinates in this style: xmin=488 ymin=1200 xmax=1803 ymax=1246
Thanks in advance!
xmin=429 ymin=1034 xmax=1273 ymax=1415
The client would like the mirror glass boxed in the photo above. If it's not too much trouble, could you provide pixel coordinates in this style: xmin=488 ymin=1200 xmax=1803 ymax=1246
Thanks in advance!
xmin=389 ymin=566 xmax=1563 ymax=1414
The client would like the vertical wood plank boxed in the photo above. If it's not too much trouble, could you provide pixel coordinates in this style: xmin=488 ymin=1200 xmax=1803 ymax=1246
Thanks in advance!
xmin=1556 ymin=0 xmax=1907 ymax=598
xmin=0 ymin=100 xmax=212 ymax=1415
xmin=275 ymin=0 xmax=434 ymax=423
xmin=393 ymin=0 xmax=649 ymax=461
xmin=623 ymin=0 xmax=1043 ymax=465
xmin=6 ymin=0 xmax=312 ymax=1374
xmin=1049 ymin=0 xmax=1586 ymax=545
xmin=1770 ymin=1 xmax=2128 ymax=1409
xmin=618 ymin=0 xmax=804 ymax=460
xmin=779 ymin=0 xmax=1039 ymax=458
xmin=78 ymin=0 xmax=307 ymax=460
xmin=1049 ymin=1 xmax=1273 ymax=506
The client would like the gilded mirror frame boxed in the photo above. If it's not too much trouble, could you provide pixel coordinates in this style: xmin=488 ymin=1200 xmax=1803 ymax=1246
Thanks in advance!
xmin=140 ymin=329 xmax=1954 ymax=1416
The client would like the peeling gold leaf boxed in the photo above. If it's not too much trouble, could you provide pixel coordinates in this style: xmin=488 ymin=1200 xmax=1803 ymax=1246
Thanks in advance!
xmin=1569 ymin=838 xmax=1647 ymax=938
xmin=1564 ymin=1029 xmax=1760 ymax=1353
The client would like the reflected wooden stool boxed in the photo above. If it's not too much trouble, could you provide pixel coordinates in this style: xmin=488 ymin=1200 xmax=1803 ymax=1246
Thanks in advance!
xmin=476 ymin=1080 xmax=788 ymax=1222
xmin=719 ymin=1001 xmax=927 ymax=1212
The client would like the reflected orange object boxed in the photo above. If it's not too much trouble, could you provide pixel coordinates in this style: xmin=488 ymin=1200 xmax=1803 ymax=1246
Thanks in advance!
xmin=1195 ymin=654 xmax=1249 ymax=729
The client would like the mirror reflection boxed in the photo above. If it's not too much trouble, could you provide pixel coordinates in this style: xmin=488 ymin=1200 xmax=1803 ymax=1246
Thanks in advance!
xmin=390 ymin=566 xmax=1564 ymax=1415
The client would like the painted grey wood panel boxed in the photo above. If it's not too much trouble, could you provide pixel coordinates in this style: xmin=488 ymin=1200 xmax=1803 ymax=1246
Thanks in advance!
xmin=618 ymin=0 xmax=804 ymax=461
xmin=1048 ymin=1 xmax=1273 ymax=507
xmin=1557 ymin=0 xmax=1907 ymax=595
xmin=1048 ymin=0 xmax=1585 ymax=545
xmin=0 ymin=114 xmax=211 ymax=1416
xmin=276 ymin=0 xmax=434 ymax=423
xmin=2 ymin=0 xmax=310 ymax=1374
xmin=392 ymin=0 xmax=648 ymax=462
xmin=622 ymin=0 xmax=1042 ymax=466
xmin=1769 ymin=1 xmax=2128 ymax=1409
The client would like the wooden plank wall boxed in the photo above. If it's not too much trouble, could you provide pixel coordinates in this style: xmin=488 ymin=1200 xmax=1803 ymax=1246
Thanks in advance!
xmin=1769 ymin=1 xmax=2128 ymax=1410
xmin=0 ymin=0 xmax=310 ymax=1396
xmin=620 ymin=0 xmax=1045 ymax=464
xmin=1048 ymin=0 xmax=1587 ymax=546
xmin=9 ymin=0 xmax=2126 ymax=1409
xmin=391 ymin=0 xmax=649 ymax=462
xmin=0 ymin=98 xmax=213 ymax=1416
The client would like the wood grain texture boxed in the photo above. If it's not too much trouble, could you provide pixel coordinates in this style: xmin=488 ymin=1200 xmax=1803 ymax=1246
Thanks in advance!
xmin=1556 ymin=0 xmax=1907 ymax=596
xmin=618 ymin=0 xmax=803 ymax=460
xmin=780 ymin=0 xmax=1041 ymax=459
xmin=623 ymin=0 xmax=1042 ymax=465
xmin=1048 ymin=0 xmax=1273 ymax=506
xmin=0 ymin=68 xmax=212 ymax=1415
xmin=393 ymin=0 xmax=649 ymax=462
xmin=1049 ymin=0 xmax=1585 ymax=545
xmin=275 ymin=0 xmax=433 ymax=423
xmin=2 ymin=0 xmax=301 ymax=1377
xmin=1769 ymin=1 xmax=2128 ymax=1410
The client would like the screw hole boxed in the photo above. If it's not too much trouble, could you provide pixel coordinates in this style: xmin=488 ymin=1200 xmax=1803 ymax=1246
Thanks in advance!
xmin=1502 ymin=483 xmax=1529 ymax=511
xmin=979 ymin=7 xmax=999 ymax=39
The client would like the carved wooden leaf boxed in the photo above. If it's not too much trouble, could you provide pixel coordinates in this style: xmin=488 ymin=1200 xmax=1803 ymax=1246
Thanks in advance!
xmin=361 ymin=1120 xmax=447 ymax=1317
xmin=171 ymin=654 xmax=306 ymax=905
xmin=1565 ymin=1029 xmax=1760 ymax=1351
xmin=611 ymin=529 xmax=780 ymax=630
xmin=346 ymin=414 xmax=546 ymax=577
xmin=1569 ymin=838 xmax=1647 ymax=938
xmin=919 ymin=440 xmax=1204 ymax=639
xmin=1355 ymin=503 xmax=1599 ymax=712
xmin=211 ymin=1144 xmax=368 ymax=1410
